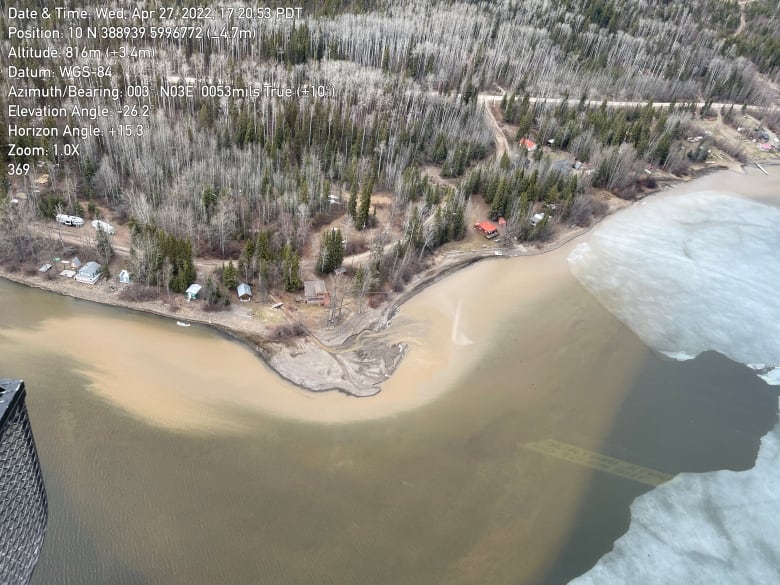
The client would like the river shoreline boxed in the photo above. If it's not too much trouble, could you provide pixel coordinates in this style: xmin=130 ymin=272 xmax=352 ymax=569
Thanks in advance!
xmin=0 ymin=219 xmax=606 ymax=397
xmin=1 ymin=164 xmax=769 ymax=398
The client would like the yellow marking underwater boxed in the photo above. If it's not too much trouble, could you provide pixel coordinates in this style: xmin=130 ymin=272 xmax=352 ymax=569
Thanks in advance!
xmin=524 ymin=439 xmax=674 ymax=487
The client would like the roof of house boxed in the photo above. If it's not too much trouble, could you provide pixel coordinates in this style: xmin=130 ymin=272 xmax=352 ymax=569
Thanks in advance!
xmin=519 ymin=138 xmax=537 ymax=150
xmin=185 ymin=283 xmax=202 ymax=295
xmin=304 ymin=280 xmax=327 ymax=297
xmin=237 ymin=283 xmax=252 ymax=296
xmin=79 ymin=261 xmax=101 ymax=275
xmin=119 ymin=269 xmax=130 ymax=276
xmin=475 ymin=221 xmax=498 ymax=233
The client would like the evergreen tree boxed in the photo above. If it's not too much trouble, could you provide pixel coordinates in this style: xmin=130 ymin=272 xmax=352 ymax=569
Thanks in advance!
xmin=450 ymin=206 xmax=466 ymax=240
xmin=202 ymin=186 xmax=217 ymax=220
xmin=255 ymin=230 xmax=273 ymax=262
xmin=654 ymin=133 xmax=672 ymax=166
xmin=318 ymin=228 xmax=345 ymax=273
xmin=281 ymin=244 xmax=303 ymax=291
xmin=490 ymin=187 xmax=507 ymax=220
xmin=204 ymin=277 xmax=229 ymax=307
xmin=483 ymin=174 xmax=500 ymax=205
xmin=517 ymin=111 xmax=533 ymax=139
xmin=222 ymin=260 xmax=238 ymax=289
xmin=298 ymin=178 xmax=309 ymax=204
xmin=454 ymin=144 xmax=468 ymax=176
xmin=348 ymin=181 xmax=358 ymax=221
xmin=356 ymin=177 xmax=373 ymax=229
xmin=433 ymin=134 xmax=447 ymax=163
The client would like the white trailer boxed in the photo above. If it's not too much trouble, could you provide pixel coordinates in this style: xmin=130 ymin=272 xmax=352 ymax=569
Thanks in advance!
xmin=91 ymin=219 xmax=115 ymax=235
xmin=55 ymin=214 xmax=84 ymax=227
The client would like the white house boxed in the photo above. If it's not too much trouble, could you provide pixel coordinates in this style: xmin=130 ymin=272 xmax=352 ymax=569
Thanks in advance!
xmin=118 ymin=269 xmax=131 ymax=284
xmin=75 ymin=262 xmax=102 ymax=284
xmin=185 ymin=283 xmax=202 ymax=301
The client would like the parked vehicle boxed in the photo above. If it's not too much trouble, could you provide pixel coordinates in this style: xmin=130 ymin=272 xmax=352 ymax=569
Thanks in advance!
xmin=91 ymin=220 xmax=115 ymax=235
xmin=55 ymin=214 xmax=84 ymax=227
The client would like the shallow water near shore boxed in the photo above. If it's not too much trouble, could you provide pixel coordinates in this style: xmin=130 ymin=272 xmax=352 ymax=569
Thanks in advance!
xmin=2 ymin=168 xmax=778 ymax=584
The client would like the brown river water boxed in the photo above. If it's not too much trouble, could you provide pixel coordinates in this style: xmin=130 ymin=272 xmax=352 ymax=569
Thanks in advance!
xmin=1 ymin=168 xmax=778 ymax=585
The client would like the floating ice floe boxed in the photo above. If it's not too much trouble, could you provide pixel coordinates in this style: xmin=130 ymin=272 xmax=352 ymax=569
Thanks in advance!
xmin=568 ymin=405 xmax=780 ymax=585
xmin=568 ymin=191 xmax=780 ymax=384
xmin=567 ymin=190 xmax=780 ymax=584
xmin=759 ymin=368 xmax=780 ymax=385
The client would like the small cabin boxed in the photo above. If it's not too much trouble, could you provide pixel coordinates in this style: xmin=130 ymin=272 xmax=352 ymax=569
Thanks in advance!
xmin=70 ymin=256 xmax=82 ymax=269
xmin=529 ymin=212 xmax=547 ymax=227
xmin=75 ymin=261 xmax=102 ymax=284
xmin=118 ymin=269 xmax=131 ymax=284
xmin=304 ymin=280 xmax=329 ymax=306
xmin=474 ymin=221 xmax=499 ymax=239
xmin=185 ymin=283 xmax=202 ymax=301
xmin=237 ymin=283 xmax=252 ymax=302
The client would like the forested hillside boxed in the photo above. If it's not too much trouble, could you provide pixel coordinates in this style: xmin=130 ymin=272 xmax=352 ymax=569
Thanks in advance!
xmin=2 ymin=0 xmax=778 ymax=302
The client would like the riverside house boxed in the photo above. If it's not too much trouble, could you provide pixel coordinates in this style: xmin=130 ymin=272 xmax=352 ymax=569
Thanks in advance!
xmin=237 ymin=283 xmax=252 ymax=302
xmin=304 ymin=280 xmax=329 ymax=306
xmin=74 ymin=262 xmax=102 ymax=284
xmin=474 ymin=221 xmax=499 ymax=239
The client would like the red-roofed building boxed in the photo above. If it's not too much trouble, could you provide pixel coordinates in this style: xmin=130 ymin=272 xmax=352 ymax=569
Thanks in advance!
xmin=519 ymin=138 xmax=537 ymax=152
xmin=474 ymin=221 xmax=499 ymax=239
